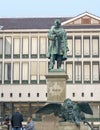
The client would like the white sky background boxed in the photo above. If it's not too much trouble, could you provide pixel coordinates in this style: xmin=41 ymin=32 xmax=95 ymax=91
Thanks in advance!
xmin=0 ymin=0 xmax=99 ymax=17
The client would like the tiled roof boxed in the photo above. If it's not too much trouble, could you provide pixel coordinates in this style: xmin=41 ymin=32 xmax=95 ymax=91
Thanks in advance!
xmin=0 ymin=17 xmax=71 ymax=30
xmin=0 ymin=17 xmax=100 ymax=30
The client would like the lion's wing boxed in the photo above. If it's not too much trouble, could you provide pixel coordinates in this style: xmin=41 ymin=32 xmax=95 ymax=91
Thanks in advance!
xmin=35 ymin=103 xmax=62 ymax=116
xmin=78 ymin=102 xmax=93 ymax=115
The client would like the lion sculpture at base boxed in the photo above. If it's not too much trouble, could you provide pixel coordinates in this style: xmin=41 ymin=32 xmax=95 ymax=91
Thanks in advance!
xmin=36 ymin=98 xmax=94 ymax=130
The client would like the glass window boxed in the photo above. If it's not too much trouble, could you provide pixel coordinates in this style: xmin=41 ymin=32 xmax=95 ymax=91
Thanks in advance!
xmin=19 ymin=93 xmax=22 ymax=97
xmin=81 ymin=92 xmax=84 ymax=97
xmin=72 ymin=93 xmax=75 ymax=97
xmin=0 ymin=38 xmax=3 ymax=57
xmin=30 ymin=62 xmax=37 ymax=83
xmin=39 ymin=62 xmax=46 ymax=83
xmin=83 ymin=37 xmax=90 ymax=57
xmin=46 ymin=93 xmax=47 ymax=97
xmin=83 ymin=62 xmax=91 ymax=82
xmin=0 ymin=62 xmax=2 ymax=81
xmin=37 ymin=93 xmax=39 ymax=97
xmin=66 ymin=63 xmax=73 ymax=82
xmin=5 ymin=37 xmax=12 ymax=58
xmin=13 ymin=38 xmax=20 ymax=57
xmin=90 ymin=92 xmax=93 ymax=97
xmin=75 ymin=37 xmax=81 ymax=56
xmin=13 ymin=62 xmax=20 ymax=82
xmin=39 ymin=37 xmax=46 ymax=58
xmin=31 ymin=37 xmax=38 ymax=57
xmin=3 ymin=103 xmax=12 ymax=117
xmin=4 ymin=63 xmax=11 ymax=83
xmin=22 ymin=37 xmax=29 ymax=57
xmin=92 ymin=62 xmax=99 ymax=82
xmin=28 ymin=93 xmax=30 ymax=97
xmin=1 ymin=93 xmax=4 ymax=97
xmin=75 ymin=62 xmax=82 ymax=82
xmin=92 ymin=37 xmax=99 ymax=56
xmin=67 ymin=37 xmax=73 ymax=56
xmin=10 ymin=93 xmax=13 ymax=97
xmin=22 ymin=62 xmax=29 ymax=81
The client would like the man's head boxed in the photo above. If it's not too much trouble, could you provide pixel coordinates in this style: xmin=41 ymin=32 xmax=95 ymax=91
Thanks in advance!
xmin=16 ymin=107 xmax=20 ymax=112
xmin=54 ymin=19 xmax=61 ymax=28
xmin=27 ymin=117 xmax=32 ymax=123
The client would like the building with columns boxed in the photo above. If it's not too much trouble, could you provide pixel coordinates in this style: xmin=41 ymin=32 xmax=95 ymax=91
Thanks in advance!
xmin=0 ymin=12 xmax=100 ymax=125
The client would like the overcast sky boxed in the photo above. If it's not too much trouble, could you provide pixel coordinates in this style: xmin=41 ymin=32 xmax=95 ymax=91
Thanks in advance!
xmin=0 ymin=0 xmax=100 ymax=18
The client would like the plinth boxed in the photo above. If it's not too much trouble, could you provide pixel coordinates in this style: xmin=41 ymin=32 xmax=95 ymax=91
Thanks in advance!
xmin=58 ymin=122 xmax=89 ymax=130
xmin=46 ymin=70 xmax=68 ymax=102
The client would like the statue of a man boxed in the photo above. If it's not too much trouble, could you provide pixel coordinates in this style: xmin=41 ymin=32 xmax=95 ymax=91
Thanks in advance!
xmin=47 ymin=19 xmax=69 ymax=70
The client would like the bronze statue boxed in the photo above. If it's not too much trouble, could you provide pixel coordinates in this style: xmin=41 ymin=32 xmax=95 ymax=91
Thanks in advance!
xmin=47 ymin=19 xmax=69 ymax=70
xmin=36 ymin=98 xmax=94 ymax=130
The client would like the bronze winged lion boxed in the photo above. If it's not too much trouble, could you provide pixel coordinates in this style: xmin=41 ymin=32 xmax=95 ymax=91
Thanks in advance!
xmin=35 ymin=98 xmax=94 ymax=130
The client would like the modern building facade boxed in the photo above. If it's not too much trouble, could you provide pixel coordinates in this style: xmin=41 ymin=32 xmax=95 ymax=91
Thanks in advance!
xmin=0 ymin=12 xmax=100 ymax=126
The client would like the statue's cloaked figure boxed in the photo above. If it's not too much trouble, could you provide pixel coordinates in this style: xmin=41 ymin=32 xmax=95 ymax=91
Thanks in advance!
xmin=47 ymin=19 xmax=69 ymax=70
xmin=35 ymin=98 xmax=94 ymax=130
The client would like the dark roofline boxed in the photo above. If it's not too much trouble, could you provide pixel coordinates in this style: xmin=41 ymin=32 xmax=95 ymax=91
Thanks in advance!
xmin=0 ymin=16 xmax=100 ymax=31
xmin=0 ymin=17 xmax=72 ymax=30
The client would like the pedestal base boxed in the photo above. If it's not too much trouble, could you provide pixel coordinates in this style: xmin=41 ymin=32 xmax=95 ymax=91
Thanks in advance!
xmin=58 ymin=122 xmax=89 ymax=130
xmin=46 ymin=71 xmax=68 ymax=102
xmin=34 ymin=116 xmax=89 ymax=130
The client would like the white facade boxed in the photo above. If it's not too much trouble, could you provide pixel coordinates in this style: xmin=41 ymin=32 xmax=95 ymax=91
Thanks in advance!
xmin=0 ymin=32 xmax=100 ymax=102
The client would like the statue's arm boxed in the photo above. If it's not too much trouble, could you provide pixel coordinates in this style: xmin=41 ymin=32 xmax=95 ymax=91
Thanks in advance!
xmin=48 ymin=26 xmax=56 ymax=41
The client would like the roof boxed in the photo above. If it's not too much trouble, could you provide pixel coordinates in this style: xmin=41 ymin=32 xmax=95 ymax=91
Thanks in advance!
xmin=0 ymin=12 xmax=100 ymax=31
xmin=0 ymin=17 xmax=71 ymax=30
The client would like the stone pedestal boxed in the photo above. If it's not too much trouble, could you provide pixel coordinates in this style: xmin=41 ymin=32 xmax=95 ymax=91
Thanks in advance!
xmin=58 ymin=122 xmax=79 ymax=130
xmin=46 ymin=71 xmax=68 ymax=102
xmin=58 ymin=122 xmax=89 ymax=130
xmin=34 ymin=120 xmax=89 ymax=130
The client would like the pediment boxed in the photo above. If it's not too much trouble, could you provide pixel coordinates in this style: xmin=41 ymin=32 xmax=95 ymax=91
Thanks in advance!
xmin=61 ymin=12 xmax=100 ymax=25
